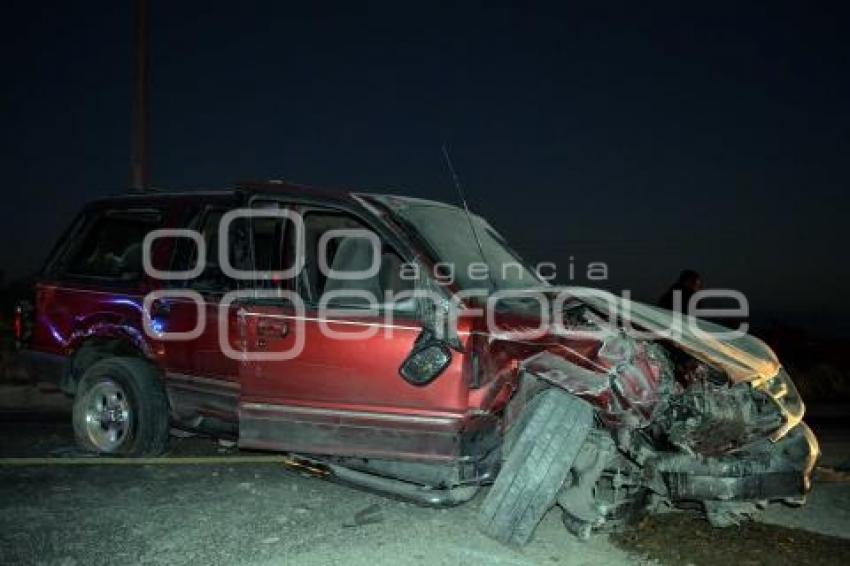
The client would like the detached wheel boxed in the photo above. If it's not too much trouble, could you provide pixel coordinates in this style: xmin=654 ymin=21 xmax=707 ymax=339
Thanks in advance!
xmin=72 ymin=357 xmax=169 ymax=456
xmin=479 ymin=388 xmax=593 ymax=546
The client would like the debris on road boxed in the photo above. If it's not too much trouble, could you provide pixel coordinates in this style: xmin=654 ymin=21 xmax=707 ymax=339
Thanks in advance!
xmin=344 ymin=504 xmax=384 ymax=528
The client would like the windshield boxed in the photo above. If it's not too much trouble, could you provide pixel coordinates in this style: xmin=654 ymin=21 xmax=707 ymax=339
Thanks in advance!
xmin=394 ymin=203 xmax=542 ymax=292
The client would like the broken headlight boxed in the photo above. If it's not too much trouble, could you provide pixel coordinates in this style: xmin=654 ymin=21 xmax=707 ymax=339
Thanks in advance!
xmin=752 ymin=368 xmax=805 ymax=442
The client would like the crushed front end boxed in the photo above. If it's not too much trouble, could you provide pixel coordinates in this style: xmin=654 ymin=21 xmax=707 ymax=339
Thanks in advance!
xmin=626 ymin=365 xmax=820 ymax=527
xmin=503 ymin=289 xmax=820 ymax=536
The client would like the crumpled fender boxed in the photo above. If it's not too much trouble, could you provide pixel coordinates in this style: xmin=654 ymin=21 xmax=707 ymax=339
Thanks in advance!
xmin=520 ymin=333 xmax=669 ymax=427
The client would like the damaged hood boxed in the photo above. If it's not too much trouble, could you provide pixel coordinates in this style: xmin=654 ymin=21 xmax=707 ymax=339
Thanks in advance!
xmin=482 ymin=287 xmax=785 ymax=428
xmin=556 ymin=287 xmax=781 ymax=383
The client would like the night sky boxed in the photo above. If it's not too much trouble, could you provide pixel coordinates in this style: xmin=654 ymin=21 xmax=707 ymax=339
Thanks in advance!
xmin=2 ymin=1 xmax=848 ymax=334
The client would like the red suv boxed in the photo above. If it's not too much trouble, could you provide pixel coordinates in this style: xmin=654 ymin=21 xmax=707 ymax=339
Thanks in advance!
xmin=16 ymin=182 xmax=818 ymax=545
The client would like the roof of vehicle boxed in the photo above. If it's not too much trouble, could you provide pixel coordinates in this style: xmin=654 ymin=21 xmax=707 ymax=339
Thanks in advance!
xmin=85 ymin=180 xmax=461 ymax=212
xmin=360 ymin=193 xmax=459 ymax=211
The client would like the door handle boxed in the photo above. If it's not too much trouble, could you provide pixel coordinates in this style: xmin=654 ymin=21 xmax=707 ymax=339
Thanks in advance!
xmin=256 ymin=319 xmax=289 ymax=339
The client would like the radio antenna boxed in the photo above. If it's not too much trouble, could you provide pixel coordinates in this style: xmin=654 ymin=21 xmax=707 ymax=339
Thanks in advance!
xmin=441 ymin=144 xmax=495 ymax=294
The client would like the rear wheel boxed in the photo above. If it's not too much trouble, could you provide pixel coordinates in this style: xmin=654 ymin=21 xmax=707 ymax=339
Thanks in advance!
xmin=72 ymin=357 xmax=169 ymax=456
xmin=479 ymin=388 xmax=593 ymax=546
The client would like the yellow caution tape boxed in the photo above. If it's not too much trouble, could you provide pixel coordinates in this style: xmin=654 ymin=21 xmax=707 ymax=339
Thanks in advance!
xmin=0 ymin=455 xmax=293 ymax=466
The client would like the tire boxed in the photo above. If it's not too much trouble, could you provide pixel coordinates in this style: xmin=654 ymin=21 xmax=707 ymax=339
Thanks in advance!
xmin=479 ymin=388 xmax=594 ymax=546
xmin=72 ymin=357 xmax=169 ymax=456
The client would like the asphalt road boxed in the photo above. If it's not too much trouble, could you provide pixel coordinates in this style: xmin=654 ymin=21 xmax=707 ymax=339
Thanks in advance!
xmin=0 ymin=405 xmax=848 ymax=566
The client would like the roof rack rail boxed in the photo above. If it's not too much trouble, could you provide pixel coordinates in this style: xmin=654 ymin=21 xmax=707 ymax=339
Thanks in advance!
xmin=126 ymin=186 xmax=165 ymax=193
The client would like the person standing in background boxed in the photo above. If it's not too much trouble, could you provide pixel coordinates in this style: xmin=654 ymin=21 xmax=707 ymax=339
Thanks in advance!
xmin=658 ymin=269 xmax=702 ymax=314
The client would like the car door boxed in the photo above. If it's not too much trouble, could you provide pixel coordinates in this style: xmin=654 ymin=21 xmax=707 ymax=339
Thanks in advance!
xmin=156 ymin=206 xmax=247 ymax=428
xmin=236 ymin=201 xmax=469 ymax=460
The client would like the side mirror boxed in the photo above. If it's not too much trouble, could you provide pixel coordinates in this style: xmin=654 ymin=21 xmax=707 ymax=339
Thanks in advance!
xmin=399 ymin=331 xmax=453 ymax=386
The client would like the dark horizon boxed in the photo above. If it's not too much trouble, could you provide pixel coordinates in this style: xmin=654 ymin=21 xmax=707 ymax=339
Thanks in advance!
xmin=2 ymin=1 xmax=849 ymax=336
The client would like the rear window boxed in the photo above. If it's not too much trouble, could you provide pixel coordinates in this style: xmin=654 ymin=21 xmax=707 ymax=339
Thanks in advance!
xmin=64 ymin=209 xmax=162 ymax=281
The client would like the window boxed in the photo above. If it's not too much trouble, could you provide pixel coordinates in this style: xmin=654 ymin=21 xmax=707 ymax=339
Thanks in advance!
xmin=187 ymin=210 xmax=236 ymax=292
xmin=66 ymin=210 xmax=161 ymax=281
xmin=171 ymin=207 xmax=288 ymax=293
xmin=298 ymin=210 xmax=415 ymax=311
xmin=250 ymin=215 xmax=287 ymax=289
xmin=393 ymin=204 xmax=540 ymax=292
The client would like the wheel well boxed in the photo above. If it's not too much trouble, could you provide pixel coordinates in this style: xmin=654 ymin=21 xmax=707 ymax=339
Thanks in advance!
xmin=63 ymin=338 xmax=155 ymax=394
xmin=502 ymin=372 xmax=547 ymax=432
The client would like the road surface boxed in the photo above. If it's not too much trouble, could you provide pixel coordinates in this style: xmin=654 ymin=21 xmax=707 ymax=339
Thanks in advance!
xmin=0 ymin=391 xmax=847 ymax=565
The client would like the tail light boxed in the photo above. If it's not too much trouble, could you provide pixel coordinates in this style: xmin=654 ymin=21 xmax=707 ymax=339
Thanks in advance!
xmin=13 ymin=304 xmax=23 ymax=341
xmin=13 ymin=300 xmax=32 ymax=347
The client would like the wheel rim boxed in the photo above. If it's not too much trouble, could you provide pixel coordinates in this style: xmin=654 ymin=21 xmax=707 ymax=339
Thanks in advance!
xmin=83 ymin=379 xmax=131 ymax=452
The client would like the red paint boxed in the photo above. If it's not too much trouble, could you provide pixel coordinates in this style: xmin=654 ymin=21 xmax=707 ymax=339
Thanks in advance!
xmin=25 ymin=185 xmax=664 ymax=459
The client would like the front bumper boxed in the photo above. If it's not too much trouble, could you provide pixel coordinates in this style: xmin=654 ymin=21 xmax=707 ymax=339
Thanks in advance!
xmin=661 ymin=422 xmax=820 ymax=502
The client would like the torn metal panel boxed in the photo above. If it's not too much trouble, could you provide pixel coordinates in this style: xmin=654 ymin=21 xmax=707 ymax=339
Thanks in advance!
xmin=562 ymin=287 xmax=781 ymax=383
xmin=518 ymin=335 xmax=672 ymax=428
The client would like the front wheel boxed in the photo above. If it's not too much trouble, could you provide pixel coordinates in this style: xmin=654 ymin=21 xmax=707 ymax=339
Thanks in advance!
xmin=72 ymin=357 xmax=169 ymax=456
xmin=478 ymin=388 xmax=594 ymax=546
